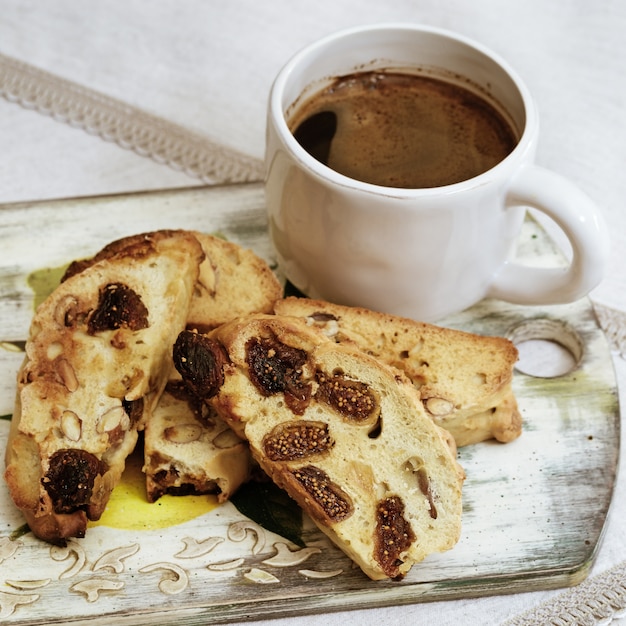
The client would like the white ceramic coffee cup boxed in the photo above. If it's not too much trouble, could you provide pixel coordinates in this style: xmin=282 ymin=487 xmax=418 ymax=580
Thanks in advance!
xmin=265 ymin=23 xmax=609 ymax=322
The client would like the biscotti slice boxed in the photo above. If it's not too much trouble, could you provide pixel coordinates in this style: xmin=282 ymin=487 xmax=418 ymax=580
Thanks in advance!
xmin=4 ymin=230 xmax=203 ymax=544
xmin=144 ymin=372 xmax=250 ymax=502
xmin=274 ymin=297 xmax=521 ymax=447
xmin=173 ymin=315 xmax=464 ymax=581
xmin=143 ymin=233 xmax=282 ymax=502
xmin=186 ymin=232 xmax=283 ymax=332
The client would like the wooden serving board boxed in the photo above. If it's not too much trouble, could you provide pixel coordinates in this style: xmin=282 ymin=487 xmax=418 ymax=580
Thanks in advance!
xmin=0 ymin=183 xmax=620 ymax=625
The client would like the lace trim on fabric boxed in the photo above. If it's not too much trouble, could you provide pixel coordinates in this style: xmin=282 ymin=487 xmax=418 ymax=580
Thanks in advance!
xmin=0 ymin=53 xmax=264 ymax=184
xmin=504 ymin=562 xmax=626 ymax=626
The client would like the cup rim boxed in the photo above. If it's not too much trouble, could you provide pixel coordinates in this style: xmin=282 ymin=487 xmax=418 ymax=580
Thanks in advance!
xmin=269 ymin=22 xmax=537 ymax=196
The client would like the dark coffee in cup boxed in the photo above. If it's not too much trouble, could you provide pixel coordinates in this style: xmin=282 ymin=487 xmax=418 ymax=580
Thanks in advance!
xmin=289 ymin=71 xmax=518 ymax=188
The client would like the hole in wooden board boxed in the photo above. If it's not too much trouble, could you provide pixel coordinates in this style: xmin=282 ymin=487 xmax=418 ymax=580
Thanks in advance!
xmin=507 ymin=318 xmax=583 ymax=378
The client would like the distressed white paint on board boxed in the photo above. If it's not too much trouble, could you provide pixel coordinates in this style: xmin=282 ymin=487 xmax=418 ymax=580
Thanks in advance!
xmin=0 ymin=183 xmax=619 ymax=625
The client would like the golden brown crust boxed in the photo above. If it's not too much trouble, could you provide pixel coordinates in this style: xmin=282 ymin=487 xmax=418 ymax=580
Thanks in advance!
xmin=62 ymin=230 xmax=200 ymax=281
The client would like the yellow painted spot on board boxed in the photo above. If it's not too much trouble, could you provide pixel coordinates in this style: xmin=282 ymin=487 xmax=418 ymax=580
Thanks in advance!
xmin=27 ymin=264 xmax=69 ymax=309
xmin=90 ymin=448 xmax=219 ymax=531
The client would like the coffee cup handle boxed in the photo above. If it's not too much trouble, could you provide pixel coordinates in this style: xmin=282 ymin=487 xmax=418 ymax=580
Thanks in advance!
xmin=487 ymin=165 xmax=610 ymax=304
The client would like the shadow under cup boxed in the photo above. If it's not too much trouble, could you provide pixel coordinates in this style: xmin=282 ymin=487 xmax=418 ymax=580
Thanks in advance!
xmin=265 ymin=24 xmax=539 ymax=321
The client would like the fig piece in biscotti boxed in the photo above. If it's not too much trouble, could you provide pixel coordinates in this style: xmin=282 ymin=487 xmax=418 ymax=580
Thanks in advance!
xmin=173 ymin=315 xmax=464 ymax=581
xmin=4 ymin=230 xmax=204 ymax=544
xmin=142 ymin=232 xmax=281 ymax=503
xmin=274 ymin=297 xmax=521 ymax=447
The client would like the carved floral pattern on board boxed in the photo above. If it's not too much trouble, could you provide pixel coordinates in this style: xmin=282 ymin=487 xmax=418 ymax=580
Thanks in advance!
xmin=0 ymin=519 xmax=345 ymax=620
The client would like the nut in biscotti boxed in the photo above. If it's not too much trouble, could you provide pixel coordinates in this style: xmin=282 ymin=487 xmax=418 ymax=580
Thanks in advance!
xmin=173 ymin=315 xmax=464 ymax=581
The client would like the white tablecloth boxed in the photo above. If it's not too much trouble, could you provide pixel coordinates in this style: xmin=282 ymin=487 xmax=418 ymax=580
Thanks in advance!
xmin=0 ymin=1 xmax=624 ymax=624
